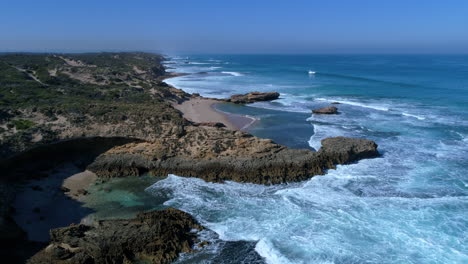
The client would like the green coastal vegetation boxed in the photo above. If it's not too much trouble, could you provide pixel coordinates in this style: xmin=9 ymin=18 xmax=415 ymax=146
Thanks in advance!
xmin=0 ymin=52 xmax=188 ymax=160
xmin=11 ymin=119 xmax=36 ymax=130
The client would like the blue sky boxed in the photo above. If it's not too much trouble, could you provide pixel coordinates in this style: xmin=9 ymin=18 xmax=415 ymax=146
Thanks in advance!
xmin=1 ymin=0 xmax=467 ymax=53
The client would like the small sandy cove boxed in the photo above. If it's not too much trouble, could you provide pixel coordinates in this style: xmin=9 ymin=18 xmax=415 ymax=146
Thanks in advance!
xmin=62 ymin=170 xmax=97 ymax=201
xmin=62 ymin=98 xmax=255 ymax=201
xmin=173 ymin=97 xmax=257 ymax=130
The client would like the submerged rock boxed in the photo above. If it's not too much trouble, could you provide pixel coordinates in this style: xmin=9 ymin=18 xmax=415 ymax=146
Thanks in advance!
xmin=28 ymin=208 xmax=204 ymax=264
xmin=312 ymin=106 xmax=338 ymax=114
xmin=227 ymin=91 xmax=280 ymax=104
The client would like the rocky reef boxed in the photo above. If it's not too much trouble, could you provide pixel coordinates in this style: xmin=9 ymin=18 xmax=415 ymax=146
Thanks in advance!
xmin=87 ymin=126 xmax=379 ymax=184
xmin=28 ymin=208 xmax=204 ymax=264
xmin=225 ymin=91 xmax=280 ymax=104
xmin=312 ymin=105 xmax=338 ymax=114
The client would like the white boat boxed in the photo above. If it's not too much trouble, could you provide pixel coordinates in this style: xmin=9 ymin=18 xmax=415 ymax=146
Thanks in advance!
xmin=308 ymin=70 xmax=316 ymax=75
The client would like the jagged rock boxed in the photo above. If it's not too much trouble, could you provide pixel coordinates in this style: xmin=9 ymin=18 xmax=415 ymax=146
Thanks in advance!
xmin=87 ymin=126 xmax=379 ymax=184
xmin=195 ymin=122 xmax=226 ymax=128
xmin=318 ymin=137 xmax=379 ymax=167
xmin=28 ymin=208 xmax=204 ymax=264
xmin=227 ymin=92 xmax=280 ymax=104
xmin=312 ymin=106 xmax=338 ymax=114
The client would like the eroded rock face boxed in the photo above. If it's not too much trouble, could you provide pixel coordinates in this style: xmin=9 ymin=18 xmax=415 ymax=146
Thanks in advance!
xmin=312 ymin=106 xmax=338 ymax=114
xmin=28 ymin=208 xmax=204 ymax=264
xmin=88 ymin=127 xmax=379 ymax=184
xmin=227 ymin=92 xmax=280 ymax=104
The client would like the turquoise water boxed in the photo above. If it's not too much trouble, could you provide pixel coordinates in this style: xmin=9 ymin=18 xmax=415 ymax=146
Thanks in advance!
xmin=156 ymin=55 xmax=468 ymax=263
xmin=82 ymin=175 xmax=167 ymax=220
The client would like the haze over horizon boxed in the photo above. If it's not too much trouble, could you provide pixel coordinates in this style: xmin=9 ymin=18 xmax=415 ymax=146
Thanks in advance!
xmin=1 ymin=0 xmax=468 ymax=54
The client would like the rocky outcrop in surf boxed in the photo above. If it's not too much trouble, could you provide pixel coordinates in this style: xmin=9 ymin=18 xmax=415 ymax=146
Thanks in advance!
xmin=226 ymin=91 xmax=280 ymax=104
xmin=312 ymin=106 xmax=338 ymax=114
xmin=318 ymin=136 xmax=379 ymax=166
xmin=28 ymin=208 xmax=204 ymax=264
xmin=87 ymin=126 xmax=379 ymax=184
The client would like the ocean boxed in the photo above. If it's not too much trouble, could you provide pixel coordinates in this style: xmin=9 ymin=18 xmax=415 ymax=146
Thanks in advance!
xmin=152 ymin=54 xmax=468 ymax=264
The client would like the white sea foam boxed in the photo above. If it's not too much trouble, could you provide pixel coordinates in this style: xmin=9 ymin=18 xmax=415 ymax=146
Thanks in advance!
xmin=316 ymin=98 xmax=390 ymax=111
xmin=221 ymin=71 xmax=243 ymax=76
xmin=248 ymin=93 xmax=313 ymax=113
xmin=255 ymin=239 xmax=291 ymax=264
xmin=402 ymin=112 xmax=426 ymax=120
xmin=240 ymin=115 xmax=259 ymax=130
xmin=308 ymin=124 xmax=349 ymax=150
xmin=154 ymin=55 xmax=468 ymax=264
xmin=147 ymin=168 xmax=468 ymax=264
xmin=315 ymin=98 xmax=431 ymax=122
xmin=454 ymin=131 xmax=468 ymax=142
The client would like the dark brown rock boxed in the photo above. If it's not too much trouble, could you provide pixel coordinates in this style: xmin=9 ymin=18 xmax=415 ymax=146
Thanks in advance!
xmin=228 ymin=91 xmax=280 ymax=104
xmin=28 ymin=208 xmax=204 ymax=264
xmin=195 ymin=122 xmax=226 ymax=128
xmin=318 ymin=137 xmax=379 ymax=167
xmin=312 ymin=106 xmax=338 ymax=114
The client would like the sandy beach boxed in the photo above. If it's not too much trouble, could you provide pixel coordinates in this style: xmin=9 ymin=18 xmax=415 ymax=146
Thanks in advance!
xmin=62 ymin=170 xmax=97 ymax=201
xmin=173 ymin=97 xmax=257 ymax=130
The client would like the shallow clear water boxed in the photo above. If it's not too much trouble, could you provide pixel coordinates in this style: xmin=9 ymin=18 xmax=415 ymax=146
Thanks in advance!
xmin=13 ymin=171 xmax=167 ymax=241
xmin=158 ymin=55 xmax=468 ymax=263
xmin=81 ymin=175 xmax=168 ymax=220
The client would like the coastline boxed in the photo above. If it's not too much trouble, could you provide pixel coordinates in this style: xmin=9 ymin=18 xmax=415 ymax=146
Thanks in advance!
xmin=2 ymin=53 xmax=380 ymax=263
xmin=12 ymin=69 xmax=257 ymax=244
xmin=172 ymin=97 xmax=258 ymax=131
xmin=12 ymin=72 xmax=260 ymax=244
xmin=158 ymin=72 xmax=190 ymax=81
xmin=212 ymin=103 xmax=259 ymax=131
